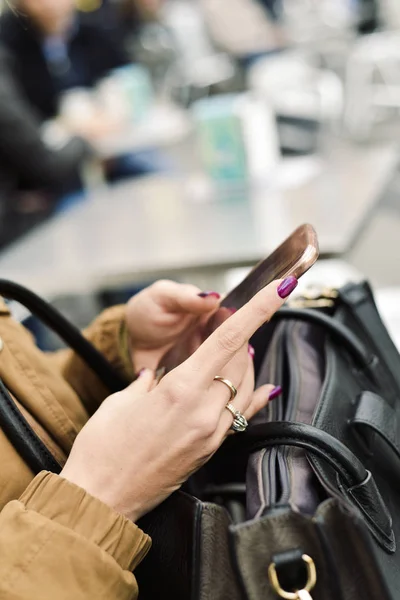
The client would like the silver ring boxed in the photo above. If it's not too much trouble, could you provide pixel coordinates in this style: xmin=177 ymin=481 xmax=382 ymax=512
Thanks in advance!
xmin=213 ymin=376 xmax=238 ymax=402
xmin=225 ymin=402 xmax=248 ymax=433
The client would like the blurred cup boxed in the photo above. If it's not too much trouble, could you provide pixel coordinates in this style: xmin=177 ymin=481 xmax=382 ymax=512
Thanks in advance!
xmin=108 ymin=64 xmax=154 ymax=124
xmin=192 ymin=93 xmax=279 ymax=188
xmin=58 ymin=88 xmax=98 ymax=131
xmin=96 ymin=76 xmax=131 ymax=125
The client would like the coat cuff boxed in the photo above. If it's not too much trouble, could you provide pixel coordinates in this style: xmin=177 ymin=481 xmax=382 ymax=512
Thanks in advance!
xmin=90 ymin=305 xmax=135 ymax=382
xmin=19 ymin=472 xmax=151 ymax=572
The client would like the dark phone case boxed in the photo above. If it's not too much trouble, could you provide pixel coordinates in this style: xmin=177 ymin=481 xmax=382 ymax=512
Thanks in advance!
xmin=159 ymin=224 xmax=319 ymax=372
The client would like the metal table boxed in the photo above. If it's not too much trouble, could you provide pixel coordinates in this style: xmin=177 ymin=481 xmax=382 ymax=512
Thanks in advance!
xmin=0 ymin=141 xmax=397 ymax=297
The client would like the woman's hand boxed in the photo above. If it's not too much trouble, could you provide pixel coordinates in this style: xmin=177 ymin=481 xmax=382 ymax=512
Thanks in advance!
xmin=125 ymin=280 xmax=223 ymax=372
xmin=61 ymin=278 xmax=296 ymax=522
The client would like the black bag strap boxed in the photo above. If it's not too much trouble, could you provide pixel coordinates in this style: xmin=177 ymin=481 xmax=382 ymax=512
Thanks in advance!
xmin=230 ymin=421 xmax=368 ymax=487
xmin=0 ymin=279 xmax=127 ymax=474
xmin=0 ymin=379 xmax=61 ymax=474
xmin=226 ymin=421 xmax=395 ymax=552
xmin=272 ymin=307 xmax=398 ymax=403
xmin=273 ymin=307 xmax=375 ymax=371
xmin=0 ymin=279 xmax=126 ymax=393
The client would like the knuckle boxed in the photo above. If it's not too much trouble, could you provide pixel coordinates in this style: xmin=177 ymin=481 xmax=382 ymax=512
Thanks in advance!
xmin=152 ymin=279 xmax=173 ymax=294
xmin=193 ymin=411 xmax=219 ymax=439
xmin=215 ymin=327 xmax=244 ymax=354
xmin=159 ymin=374 xmax=195 ymax=404
xmin=252 ymin=303 xmax=272 ymax=323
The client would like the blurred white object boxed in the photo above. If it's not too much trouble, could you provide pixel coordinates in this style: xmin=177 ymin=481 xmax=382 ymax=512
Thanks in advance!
xmin=161 ymin=0 xmax=236 ymax=97
xmin=163 ymin=0 xmax=215 ymax=67
xmin=97 ymin=65 xmax=154 ymax=127
xmin=96 ymin=77 xmax=131 ymax=125
xmin=200 ymin=0 xmax=286 ymax=56
xmin=192 ymin=93 xmax=279 ymax=186
xmin=41 ymin=120 xmax=74 ymax=150
xmin=345 ymin=32 xmax=400 ymax=140
xmin=376 ymin=287 xmax=400 ymax=351
xmin=93 ymin=101 xmax=192 ymax=158
xmin=58 ymin=87 xmax=123 ymax=141
xmin=248 ymin=53 xmax=344 ymax=125
xmin=282 ymin=0 xmax=357 ymax=45
xmin=380 ymin=0 xmax=400 ymax=30
xmin=107 ymin=65 xmax=154 ymax=124
xmin=58 ymin=88 xmax=97 ymax=131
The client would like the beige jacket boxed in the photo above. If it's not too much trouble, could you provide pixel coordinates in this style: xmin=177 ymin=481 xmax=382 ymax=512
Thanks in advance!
xmin=0 ymin=298 xmax=151 ymax=599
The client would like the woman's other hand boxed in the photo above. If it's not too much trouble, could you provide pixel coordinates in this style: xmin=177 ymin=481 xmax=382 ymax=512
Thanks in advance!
xmin=125 ymin=280 xmax=222 ymax=372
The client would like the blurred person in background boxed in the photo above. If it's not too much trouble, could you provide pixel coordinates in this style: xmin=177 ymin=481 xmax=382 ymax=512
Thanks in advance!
xmin=0 ymin=0 xmax=128 ymax=132
xmin=73 ymin=0 xmax=165 ymax=60
xmin=115 ymin=0 xmax=164 ymax=37
xmin=0 ymin=0 xmax=167 ymax=204
xmin=0 ymin=45 xmax=92 ymax=249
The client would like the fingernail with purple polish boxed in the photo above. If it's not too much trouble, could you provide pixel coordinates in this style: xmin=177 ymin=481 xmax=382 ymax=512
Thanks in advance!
xmin=269 ymin=385 xmax=282 ymax=400
xmin=227 ymin=307 xmax=237 ymax=315
xmin=198 ymin=291 xmax=221 ymax=299
xmin=277 ymin=276 xmax=298 ymax=299
xmin=248 ymin=344 xmax=255 ymax=359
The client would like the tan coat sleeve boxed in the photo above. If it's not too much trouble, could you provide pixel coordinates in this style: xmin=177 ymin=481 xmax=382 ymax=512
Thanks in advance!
xmin=0 ymin=472 xmax=151 ymax=600
xmin=47 ymin=305 xmax=135 ymax=415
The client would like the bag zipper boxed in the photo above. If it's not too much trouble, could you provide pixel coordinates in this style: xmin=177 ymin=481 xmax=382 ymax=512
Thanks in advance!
xmin=261 ymin=320 xmax=325 ymax=514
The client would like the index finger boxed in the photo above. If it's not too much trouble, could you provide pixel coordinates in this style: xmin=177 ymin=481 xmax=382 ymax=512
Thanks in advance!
xmin=182 ymin=277 xmax=297 ymax=383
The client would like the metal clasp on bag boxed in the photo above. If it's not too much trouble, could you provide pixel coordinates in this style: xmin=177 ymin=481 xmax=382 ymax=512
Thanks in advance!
xmin=288 ymin=286 xmax=338 ymax=309
xmin=268 ymin=554 xmax=316 ymax=600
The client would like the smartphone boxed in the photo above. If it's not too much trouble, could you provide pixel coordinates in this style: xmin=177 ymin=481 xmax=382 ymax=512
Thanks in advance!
xmin=158 ymin=224 xmax=319 ymax=373
xmin=220 ymin=223 xmax=319 ymax=311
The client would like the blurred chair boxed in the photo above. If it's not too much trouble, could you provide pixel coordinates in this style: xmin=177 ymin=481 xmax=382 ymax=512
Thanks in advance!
xmin=248 ymin=52 xmax=344 ymax=127
xmin=281 ymin=0 xmax=357 ymax=46
xmin=378 ymin=0 xmax=400 ymax=30
xmin=200 ymin=0 xmax=286 ymax=58
xmin=344 ymin=32 xmax=400 ymax=140
xmin=160 ymin=0 xmax=238 ymax=104
xmin=248 ymin=52 xmax=344 ymax=154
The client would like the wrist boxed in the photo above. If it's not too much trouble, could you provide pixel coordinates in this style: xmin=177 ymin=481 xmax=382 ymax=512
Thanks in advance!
xmin=60 ymin=461 xmax=142 ymax=523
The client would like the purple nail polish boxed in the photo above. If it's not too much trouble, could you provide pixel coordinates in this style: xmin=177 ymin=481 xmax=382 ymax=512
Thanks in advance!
xmin=277 ymin=276 xmax=298 ymax=299
xmin=269 ymin=385 xmax=282 ymax=400
xmin=248 ymin=344 xmax=255 ymax=359
xmin=227 ymin=307 xmax=237 ymax=315
xmin=198 ymin=291 xmax=221 ymax=299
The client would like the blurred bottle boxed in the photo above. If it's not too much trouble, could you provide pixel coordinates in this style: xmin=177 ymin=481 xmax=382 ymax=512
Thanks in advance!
xmin=192 ymin=93 xmax=279 ymax=189
xmin=163 ymin=0 xmax=215 ymax=68
xmin=58 ymin=88 xmax=98 ymax=133
xmin=129 ymin=22 xmax=177 ymax=94
xmin=99 ymin=64 xmax=155 ymax=124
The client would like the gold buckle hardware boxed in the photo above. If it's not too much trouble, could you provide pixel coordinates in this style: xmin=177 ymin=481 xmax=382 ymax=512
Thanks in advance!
xmin=268 ymin=554 xmax=317 ymax=600
xmin=288 ymin=286 xmax=338 ymax=309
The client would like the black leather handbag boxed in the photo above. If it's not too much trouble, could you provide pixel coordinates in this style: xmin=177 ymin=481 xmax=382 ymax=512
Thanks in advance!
xmin=1 ymin=279 xmax=400 ymax=600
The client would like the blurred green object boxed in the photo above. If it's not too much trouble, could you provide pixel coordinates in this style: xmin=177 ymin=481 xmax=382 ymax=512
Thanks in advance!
xmin=111 ymin=64 xmax=154 ymax=123
xmin=192 ymin=95 xmax=248 ymax=185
